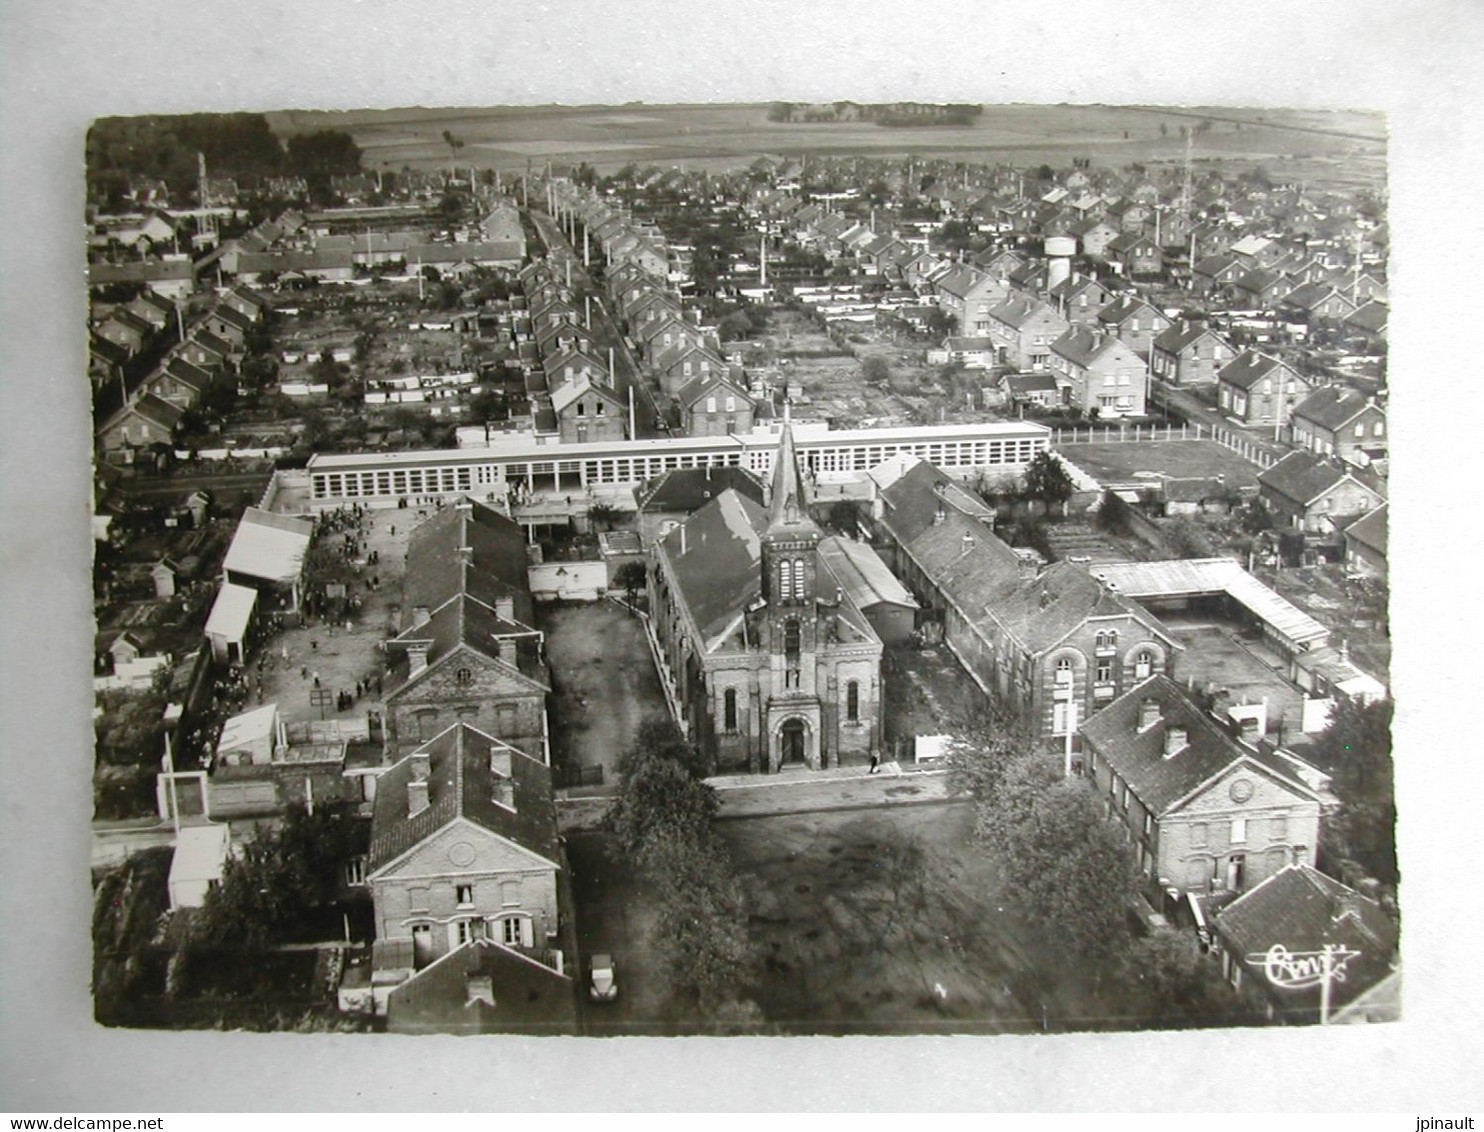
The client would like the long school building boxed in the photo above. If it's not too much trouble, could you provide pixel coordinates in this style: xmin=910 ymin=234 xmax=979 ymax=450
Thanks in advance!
xmin=305 ymin=421 xmax=1052 ymax=507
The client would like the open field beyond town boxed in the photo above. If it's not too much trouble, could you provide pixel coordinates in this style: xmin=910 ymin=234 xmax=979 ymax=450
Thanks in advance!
xmin=270 ymin=105 xmax=1384 ymax=190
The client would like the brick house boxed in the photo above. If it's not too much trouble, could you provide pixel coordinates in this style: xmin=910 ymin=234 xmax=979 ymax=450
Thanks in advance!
xmin=1074 ymin=218 xmax=1121 ymax=260
xmin=872 ymin=460 xmax=1178 ymax=745
xmin=1050 ymin=326 xmax=1148 ymax=417
xmin=1106 ymin=233 xmax=1164 ymax=278
xmin=97 ymin=392 xmax=183 ymax=452
xmin=1095 ymin=294 xmax=1172 ymax=360
xmin=551 ymin=374 xmax=626 ymax=444
xmin=1050 ymin=274 xmax=1115 ymax=326
xmin=1150 ymin=321 xmax=1238 ymax=386
xmin=678 ymin=368 xmax=755 ymax=437
xmin=651 ymin=341 xmax=726 ymax=399
xmin=1258 ymin=451 xmax=1385 ymax=535
xmin=366 ymin=721 xmax=574 ymax=1029
xmin=1288 ymin=386 xmax=1386 ymax=461
xmin=382 ymin=500 xmax=549 ymax=761
xmin=984 ymin=295 xmax=1070 ymax=371
xmin=1216 ymin=350 xmax=1314 ymax=426
xmin=1213 ymin=864 xmax=1398 ymax=1022
xmin=1341 ymin=504 xmax=1387 ymax=581
xmin=1082 ymin=675 xmax=1326 ymax=904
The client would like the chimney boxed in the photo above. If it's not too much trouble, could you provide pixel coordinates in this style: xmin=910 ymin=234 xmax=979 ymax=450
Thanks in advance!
xmin=933 ymin=503 xmax=946 ymax=525
xmin=961 ymin=531 xmax=975 ymax=553
xmin=1138 ymin=699 xmax=1161 ymax=731
xmin=496 ymin=637 xmax=518 ymax=668
xmin=1039 ymin=591 xmax=1053 ymax=609
xmin=494 ymin=595 xmax=515 ymax=622
xmin=412 ymin=605 xmax=432 ymax=628
xmin=1237 ymin=715 xmax=1262 ymax=744
xmin=455 ymin=499 xmax=474 ymax=516
xmin=408 ymin=643 xmax=429 ymax=675
xmin=407 ymin=754 xmax=431 ymax=815
xmin=1163 ymin=725 xmax=1188 ymax=758
xmin=456 ymin=544 xmax=474 ymax=566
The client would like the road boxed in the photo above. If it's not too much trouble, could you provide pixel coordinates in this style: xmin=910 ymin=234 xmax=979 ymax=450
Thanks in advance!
xmin=527 ymin=208 xmax=669 ymax=440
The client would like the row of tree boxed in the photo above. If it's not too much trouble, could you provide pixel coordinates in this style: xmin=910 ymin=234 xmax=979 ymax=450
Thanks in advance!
xmin=607 ymin=718 xmax=761 ymax=1025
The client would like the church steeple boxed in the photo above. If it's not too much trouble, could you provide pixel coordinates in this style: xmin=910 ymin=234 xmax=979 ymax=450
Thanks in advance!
xmin=766 ymin=418 xmax=814 ymax=534
xmin=762 ymin=419 xmax=821 ymax=608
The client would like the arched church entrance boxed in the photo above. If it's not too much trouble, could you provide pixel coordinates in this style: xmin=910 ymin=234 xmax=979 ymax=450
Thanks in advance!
xmin=779 ymin=718 xmax=808 ymax=767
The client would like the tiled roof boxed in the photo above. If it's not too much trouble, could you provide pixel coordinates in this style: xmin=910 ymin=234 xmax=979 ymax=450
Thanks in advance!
xmin=1342 ymin=502 xmax=1387 ymax=556
xmin=386 ymin=939 xmax=575 ymax=1034
xmin=817 ymin=536 xmax=916 ymax=612
xmin=1258 ymin=451 xmax=1371 ymax=508
xmin=401 ymin=499 xmax=536 ymax=632
xmin=1081 ymin=674 xmax=1320 ymax=815
xmin=1153 ymin=322 xmax=1226 ymax=355
xmin=1051 ymin=325 xmax=1142 ymax=370
xmin=368 ymin=722 xmax=560 ymax=873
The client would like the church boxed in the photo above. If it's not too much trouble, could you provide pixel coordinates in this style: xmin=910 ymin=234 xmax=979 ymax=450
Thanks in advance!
xmin=647 ymin=423 xmax=884 ymax=773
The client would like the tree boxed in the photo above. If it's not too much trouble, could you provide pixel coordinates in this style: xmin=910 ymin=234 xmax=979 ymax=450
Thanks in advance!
xmin=1118 ymin=931 xmax=1235 ymax=1026
xmin=193 ymin=802 xmax=364 ymax=951
xmin=614 ymin=560 xmax=647 ymax=606
xmin=587 ymin=502 xmax=620 ymax=531
xmin=1309 ymin=695 xmax=1396 ymax=885
xmin=862 ymin=355 xmax=891 ymax=385
xmin=925 ymin=306 xmax=958 ymax=342
xmin=1022 ymin=450 xmax=1076 ymax=516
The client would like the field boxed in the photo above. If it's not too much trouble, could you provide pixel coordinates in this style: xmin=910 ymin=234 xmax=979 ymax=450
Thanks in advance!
xmin=269 ymin=104 xmax=1385 ymax=190
xmin=1056 ymin=439 xmax=1267 ymax=491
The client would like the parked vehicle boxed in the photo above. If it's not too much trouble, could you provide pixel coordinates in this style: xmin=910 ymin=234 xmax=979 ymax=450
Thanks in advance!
xmin=589 ymin=953 xmax=618 ymax=1003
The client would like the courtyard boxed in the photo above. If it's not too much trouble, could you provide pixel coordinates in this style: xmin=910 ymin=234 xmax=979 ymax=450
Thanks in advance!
xmin=1164 ymin=619 xmax=1305 ymax=738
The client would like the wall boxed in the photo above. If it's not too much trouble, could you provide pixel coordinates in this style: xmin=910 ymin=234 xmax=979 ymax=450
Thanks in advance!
xmin=528 ymin=560 xmax=607 ymax=602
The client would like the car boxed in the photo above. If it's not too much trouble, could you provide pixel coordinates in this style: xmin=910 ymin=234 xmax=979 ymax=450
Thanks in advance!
xmin=588 ymin=953 xmax=618 ymax=1003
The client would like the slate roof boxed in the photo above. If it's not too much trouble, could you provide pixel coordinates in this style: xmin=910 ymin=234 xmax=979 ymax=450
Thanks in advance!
xmin=1290 ymin=386 xmax=1377 ymax=431
xmin=658 ymin=488 xmax=768 ymax=644
xmin=987 ymin=294 xmax=1057 ymax=330
xmin=878 ymin=460 xmax=998 ymax=549
xmin=1081 ymin=674 xmax=1321 ymax=816
xmin=1051 ymin=325 xmax=1143 ymax=370
xmin=401 ymin=499 xmax=536 ymax=631
xmin=1218 ymin=349 xmax=1292 ymax=391
xmin=386 ymin=939 xmax=575 ymax=1035
xmin=1153 ymin=321 xmax=1227 ymax=355
xmin=637 ymin=467 xmax=766 ymax=515
xmin=550 ymin=374 xmax=621 ymax=417
xmin=1344 ymin=300 xmax=1389 ymax=334
xmin=1001 ymin=372 xmax=1059 ymax=396
xmin=1214 ymin=864 xmax=1398 ymax=1009
xmin=975 ymin=560 xmax=1168 ymax=656
xmin=100 ymin=391 xmax=183 ymax=436
xmin=1342 ymin=502 xmax=1387 ymax=556
xmin=368 ymin=722 xmax=560 ymax=873
xmin=817 ymin=537 xmax=917 ymax=612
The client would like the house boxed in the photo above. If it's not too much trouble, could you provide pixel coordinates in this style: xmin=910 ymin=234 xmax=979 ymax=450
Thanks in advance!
xmin=95 ymin=308 xmax=155 ymax=356
xmin=954 ymin=272 xmax=1012 ymax=337
xmin=1049 ymin=326 xmax=1148 ymax=417
xmin=1281 ymin=282 xmax=1358 ymax=324
xmin=1216 ymin=350 xmax=1314 ymax=427
xmin=1074 ymin=218 xmax=1121 ymax=260
xmin=150 ymin=357 xmax=214 ymax=408
xmin=678 ymin=368 xmax=755 ymax=438
xmin=1081 ymin=675 xmax=1326 ymax=907
xmin=550 ymin=374 xmax=626 ymax=444
xmin=178 ymin=331 xmax=234 ymax=372
xmin=940 ymin=337 xmax=997 ymax=369
xmin=1212 ymin=864 xmax=1398 ymax=1023
xmin=1095 ymin=295 xmax=1172 ymax=360
xmin=651 ymin=341 xmax=726 ymax=399
xmin=1106 ymin=232 xmax=1164 ymax=278
xmin=1257 ymin=451 xmax=1385 ymax=535
xmin=872 ymin=460 xmax=1178 ymax=745
xmin=204 ymin=304 xmax=255 ymax=347
xmin=1341 ymin=503 xmax=1387 ymax=581
xmin=634 ymin=466 xmax=767 ymax=546
xmin=1230 ymin=268 xmax=1293 ymax=310
xmin=984 ymin=295 xmax=1070 ymax=371
xmin=1342 ymin=301 xmax=1388 ymax=350
xmin=367 ymin=721 xmax=573 ymax=1032
xmin=97 ymin=392 xmax=183 ymax=452
xmin=382 ymin=500 xmax=550 ymax=760
xmin=930 ymin=263 xmax=987 ymax=333
xmin=1191 ymin=253 xmax=1246 ymax=296
xmin=997 ymin=371 xmax=1060 ymax=410
xmin=647 ymin=424 xmax=884 ymax=772
xmin=1150 ymin=321 xmax=1238 ymax=386
xmin=1288 ymin=387 xmax=1385 ymax=462
xmin=1049 ymin=274 xmax=1114 ymax=326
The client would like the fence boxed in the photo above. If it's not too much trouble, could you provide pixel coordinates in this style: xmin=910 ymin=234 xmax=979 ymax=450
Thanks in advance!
xmin=1051 ymin=421 xmax=1278 ymax=469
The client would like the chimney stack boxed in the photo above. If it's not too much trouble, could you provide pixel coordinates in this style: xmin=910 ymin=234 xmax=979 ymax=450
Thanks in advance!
xmin=1163 ymin=725 xmax=1188 ymax=758
xmin=933 ymin=504 xmax=946 ymax=526
xmin=408 ymin=643 xmax=429 ymax=675
xmin=1138 ymin=699 xmax=1161 ymax=731
xmin=494 ymin=595 xmax=515 ymax=622
xmin=496 ymin=637 xmax=518 ymax=668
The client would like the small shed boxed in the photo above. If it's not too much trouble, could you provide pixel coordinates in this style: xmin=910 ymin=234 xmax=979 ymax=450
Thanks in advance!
xmin=167 ymin=824 xmax=232 ymax=910
xmin=204 ymin=582 xmax=258 ymax=665
xmin=216 ymin=702 xmax=285 ymax=767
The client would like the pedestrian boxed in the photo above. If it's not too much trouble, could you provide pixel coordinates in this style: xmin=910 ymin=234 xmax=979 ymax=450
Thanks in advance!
xmin=311 ymin=639 xmax=318 ymax=651
xmin=301 ymin=665 xmax=308 ymax=679
xmin=869 ymin=752 xmax=880 ymax=775
xmin=314 ymin=674 xmax=321 ymax=688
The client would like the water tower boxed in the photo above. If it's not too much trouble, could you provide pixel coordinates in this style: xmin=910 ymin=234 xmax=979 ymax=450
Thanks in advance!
xmin=1045 ymin=235 xmax=1076 ymax=291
